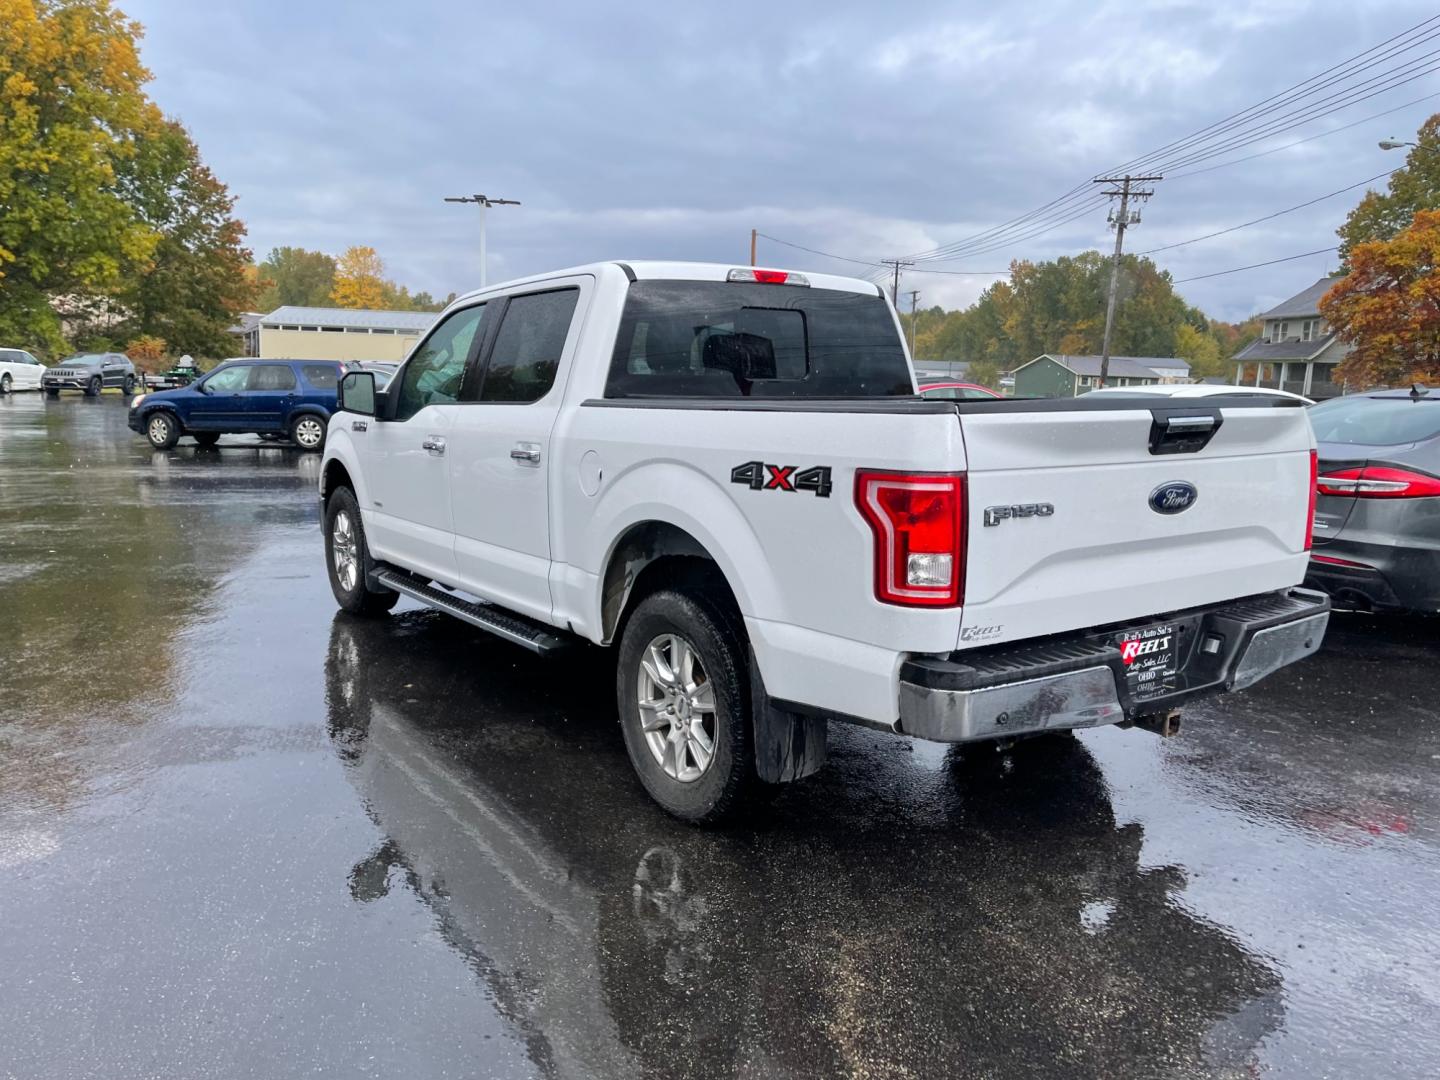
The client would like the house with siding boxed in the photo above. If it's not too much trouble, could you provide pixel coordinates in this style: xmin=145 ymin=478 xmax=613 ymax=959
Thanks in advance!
xmin=1011 ymin=354 xmax=1191 ymax=398
xmin=1231 ymin=277 xmax=1348 ymax=399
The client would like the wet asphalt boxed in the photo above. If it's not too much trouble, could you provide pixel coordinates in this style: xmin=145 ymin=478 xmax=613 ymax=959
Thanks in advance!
xmin=1 ymin=392 xmax=1438 ymax=1079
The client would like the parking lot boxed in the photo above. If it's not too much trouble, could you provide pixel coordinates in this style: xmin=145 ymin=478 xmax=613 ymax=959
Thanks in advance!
xmin=1 ymin=392 xmax=1437 ymax=1079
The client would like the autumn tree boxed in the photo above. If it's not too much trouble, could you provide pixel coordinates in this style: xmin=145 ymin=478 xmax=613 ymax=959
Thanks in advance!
xmin=114 ymin=119 xmax=256 ymax=355
xmin=331 ymin=245 xmax=387 ymax=308
xmin=0 ymin=0 xmax=159 ymax=348
xmin=1320 ymin=208 xmax=1440 ymax=387
xmin=1338 ymin=113 xmax=1440 ymax=266
xmin=1174 ymin=322 xmax=1225 ymax=379
xmin=256 ymin=246 xmax=336 ymax=310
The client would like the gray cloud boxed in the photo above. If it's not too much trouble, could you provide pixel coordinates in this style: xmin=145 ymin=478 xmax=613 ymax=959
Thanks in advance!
xmin=127 ymin=0 xmax=1439 ymax=321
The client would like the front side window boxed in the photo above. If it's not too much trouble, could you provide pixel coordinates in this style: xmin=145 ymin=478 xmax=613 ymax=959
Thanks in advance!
xmin=394 ymin=303 xmax=487 ymax=421
xmin=249 ymin=365 xmax=297 ymax=391
xmin=606 ymin=280 xmax=911 ymax=399
xmin=203 ymin=365 xmax=251 ymax=393
xmin=479 ymin=289 xmax=579 ymax=403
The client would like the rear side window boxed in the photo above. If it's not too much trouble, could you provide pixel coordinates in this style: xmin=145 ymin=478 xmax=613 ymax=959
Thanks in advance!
xmin=1308 ymin=397 xmax=1440 ymax=446
xmin=250 ymin=365 xmax=297 ymax=391
xmin=606 ymin=280 xmax=912 ymax=399
xmin=479 ymin=289 xmax=579 ymax=403
xmin=302 ymin=364 xmax=339 ymax=389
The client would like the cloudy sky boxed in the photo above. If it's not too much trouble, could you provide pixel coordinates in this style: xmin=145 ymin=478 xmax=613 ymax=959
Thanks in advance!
xmin=124 ymin=0 xmax=1439 ymax=321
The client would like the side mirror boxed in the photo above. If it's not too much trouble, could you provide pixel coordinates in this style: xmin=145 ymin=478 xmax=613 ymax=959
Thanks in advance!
xmin=339 ymin=370 xmax=376 ymax=416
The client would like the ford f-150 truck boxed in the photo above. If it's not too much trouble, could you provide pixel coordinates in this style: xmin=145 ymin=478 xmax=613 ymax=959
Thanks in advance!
xmin=319 ymin=260 xmax=1329 ymax=822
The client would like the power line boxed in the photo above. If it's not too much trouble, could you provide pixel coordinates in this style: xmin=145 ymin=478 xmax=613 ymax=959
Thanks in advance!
xmin=1095 ymin=175 xmax=1162 ymax=385
xmin=1173 ymin=247 xmax=1336 ymax=284
xmin=1138 ymin=168 xmax=1397 ymax=255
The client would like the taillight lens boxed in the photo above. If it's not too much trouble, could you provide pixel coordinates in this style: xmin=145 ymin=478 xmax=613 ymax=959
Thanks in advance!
xmin=1305 ymin=449 xmax=1317 ymax=551
xmin=1316 ymin=465 xmax=1440 ymax=498
xmin=726 ymin=268 xmax=810 ymax=286
xmin=855 ymin=471 xmax=966 ymax=606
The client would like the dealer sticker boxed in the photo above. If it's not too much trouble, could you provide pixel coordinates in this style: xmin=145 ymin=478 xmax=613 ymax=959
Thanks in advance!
xmin=1117 ymin=623 xmax=1178 ymax=701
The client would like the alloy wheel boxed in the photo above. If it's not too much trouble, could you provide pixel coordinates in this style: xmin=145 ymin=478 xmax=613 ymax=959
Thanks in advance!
xmin=636 ymin=634 xmax=718 ymax=783
xmin=331 ymin=510 xmax=360 ymax=593
xmin=294 ymin=417 xmax=325 ymax=448
xmin=147 ymin=416 xmax=171 ymax=445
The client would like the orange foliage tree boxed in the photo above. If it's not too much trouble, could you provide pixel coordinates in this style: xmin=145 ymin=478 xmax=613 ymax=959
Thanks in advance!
xmin=1321 ymin=209 xmax=1440 ymax=389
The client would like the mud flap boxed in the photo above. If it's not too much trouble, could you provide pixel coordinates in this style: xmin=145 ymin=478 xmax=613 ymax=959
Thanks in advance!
xmin=749 ymin=649 xmax=827 ymax=783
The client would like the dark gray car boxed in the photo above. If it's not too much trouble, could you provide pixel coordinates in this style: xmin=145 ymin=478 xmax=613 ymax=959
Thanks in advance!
xmin=42 ymin=352 xmax=135 ymax=397
xmin=1305 ymin=388 xmax=1440 ymax=614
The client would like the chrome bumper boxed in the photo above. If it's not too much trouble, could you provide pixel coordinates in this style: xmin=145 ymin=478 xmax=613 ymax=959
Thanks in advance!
xmin=897 ymin=590 xmax=1329 ymax=744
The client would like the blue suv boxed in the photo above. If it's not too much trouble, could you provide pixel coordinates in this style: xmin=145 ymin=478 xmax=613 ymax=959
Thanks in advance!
xmin=128 ymin=359 xmax=346 ymax=451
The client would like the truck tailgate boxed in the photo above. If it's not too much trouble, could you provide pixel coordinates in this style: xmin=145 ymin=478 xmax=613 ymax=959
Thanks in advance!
xmin=957 ymin=402 xmax=1315 ymax=648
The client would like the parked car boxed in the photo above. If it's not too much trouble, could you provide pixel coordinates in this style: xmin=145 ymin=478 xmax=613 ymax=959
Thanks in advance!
xmin=1304 ymin=387 xmax=1440 ymax=614
xmin=42 ymin=352 xmax=135 ymax=396
xmin=0 ymin=347 xmax=46 ymax=393
xmin=917 ymin=380 xmax=1002 ymax=401
xmin=127 ymin=358 xmax=345 ymax=451
xmin=1082 ymin=384 xmax=1314 ymax=404
xmin=318 ymin=260 xmax=1328 ymax=823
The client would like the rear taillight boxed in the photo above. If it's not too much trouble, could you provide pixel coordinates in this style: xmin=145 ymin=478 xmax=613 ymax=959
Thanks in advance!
xmin=1305 ymin=449 xmax=1317 ymax=551
xmin=855 ymin=471 xmax=966 ymax=607
xmin=1316 ymin=465 xmax=1440 ymax=498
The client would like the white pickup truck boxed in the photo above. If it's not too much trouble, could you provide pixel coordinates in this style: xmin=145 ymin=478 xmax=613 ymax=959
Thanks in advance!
xmin=319 ymin=260 xmax=1329 ymax=822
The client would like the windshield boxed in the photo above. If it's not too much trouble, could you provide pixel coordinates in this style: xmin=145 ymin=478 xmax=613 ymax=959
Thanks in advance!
xmin=1308 ymin=396 xmax=1440 ymax=446
xmin=606 ymin=280 xmax=912 ymax=399
xmin=61 ymin=354 xmax=104 ymax=366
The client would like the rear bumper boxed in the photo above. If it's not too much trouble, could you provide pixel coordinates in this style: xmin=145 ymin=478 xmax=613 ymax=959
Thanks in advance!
xmin=897 ymin=588 xmax=1330 ymax=743
xmin=1305 ymin=543 xmax=1440 ymax=615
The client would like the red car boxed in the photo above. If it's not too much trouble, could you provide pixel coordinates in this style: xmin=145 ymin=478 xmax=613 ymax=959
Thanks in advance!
xmin=917 ymin=380 xmax=1001 ymax=401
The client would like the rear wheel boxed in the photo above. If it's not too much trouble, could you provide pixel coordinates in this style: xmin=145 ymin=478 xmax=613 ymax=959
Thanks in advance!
xmin=325 ymin=487 xmax=398 ymax=616
xmin=85 ymin=376 xmax=102 ymax=397
xmin=290 ymin=413 xmax=327 ymax=452
xmin=145 ymin=411 xmax=181 ymax=450
xmin=616 ymin=588 xmax=757 ymax=823
xmin=122 ymin=374 xmax=135 ymax=395
xmin=192 ymin=432 xmax=221 ymax=447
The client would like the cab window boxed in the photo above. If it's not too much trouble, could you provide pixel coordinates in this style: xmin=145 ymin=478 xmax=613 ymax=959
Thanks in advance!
xmin=250 ymin=365 xmax=297 ymax=391
xmin=479 ymin=289 xmax=579 ymax=403
xmin=202 ymin=365 xmax=251 ymax=393
xmin=395 ymin=304 xmax=487 ymax=421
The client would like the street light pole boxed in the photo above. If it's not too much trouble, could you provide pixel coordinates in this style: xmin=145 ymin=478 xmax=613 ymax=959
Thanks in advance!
xmin=1379 ymin=138 xmax=1440 ymax=157
xmin=443 ymin=193 xmax=521 ymax=287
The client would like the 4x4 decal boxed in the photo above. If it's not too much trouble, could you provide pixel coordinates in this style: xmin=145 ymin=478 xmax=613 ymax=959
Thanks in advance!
xmin=730 ymin=461 xmax=832 ymax=498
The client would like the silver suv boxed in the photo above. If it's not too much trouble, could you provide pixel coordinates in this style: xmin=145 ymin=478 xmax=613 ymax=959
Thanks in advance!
xmin=43 ymin=353 xmax=136 ymax=397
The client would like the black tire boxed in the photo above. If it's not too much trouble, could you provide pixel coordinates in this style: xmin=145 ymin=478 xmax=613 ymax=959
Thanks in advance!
xmin=0 ymin=374 xmax=10 ymax=395
xmin=289 ymin=413 xmax=327 ymax=452
xmin=144 ymin=410 xmax=181 ymax=450
xmin=615 ymin=587 xmax=757 ymax=824
xmin=122 ymin=374 xmax=135 ymax=395
xmin=192 ymin=432 xmax=221 ymax=447
xmin=44 ymin=388 xmax=58 ymax=398
xmin=324 ymin=486 xmax=399 ymax=616
xmin=85 ymin=376 xmax=102 ymax=397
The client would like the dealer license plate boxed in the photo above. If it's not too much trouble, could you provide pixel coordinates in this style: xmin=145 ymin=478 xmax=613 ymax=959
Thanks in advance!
xmin=1116 ymin=623 xmax=1179 ymax=702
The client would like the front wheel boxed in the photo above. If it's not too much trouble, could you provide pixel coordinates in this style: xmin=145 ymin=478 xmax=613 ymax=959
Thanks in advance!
xmin=145 ymin=411 xmax=181 ymax=450
xmin=325 ymin=487 xmax=398 ymax=616
xmin=0 ymin=374 xmax=10 ymax=395
xmin=85 ymin=376 xmax=102 ymax=397
xmin=616 ymin=588 xmax=757 ymax=823
xmin=289 ymin=413 xmax=327 ymax=452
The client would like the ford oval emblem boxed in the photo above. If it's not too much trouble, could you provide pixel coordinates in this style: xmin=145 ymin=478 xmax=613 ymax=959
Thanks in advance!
xmin=1149 ymin=481 xmax=1198 ymax=515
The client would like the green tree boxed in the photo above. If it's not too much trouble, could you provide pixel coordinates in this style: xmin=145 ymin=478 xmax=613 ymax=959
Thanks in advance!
xmin=256 ymin=246 xmax=335 ymax=310
xmin=1338 ymin=113 xmax=1440 ymax=265
xmin=0 ymin=0 xmax=159 ymax=349
xmin=1174 ymin=323 xmax=1224 ymax=379
xmin=115 ymin=119 xmax=256 ymax=355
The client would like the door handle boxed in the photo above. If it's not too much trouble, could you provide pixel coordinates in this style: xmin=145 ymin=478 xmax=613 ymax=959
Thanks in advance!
xmin=422 ymin=435 xmax=446 ymax=456
xmin=510 ymin=443 xmax=541 ymax=465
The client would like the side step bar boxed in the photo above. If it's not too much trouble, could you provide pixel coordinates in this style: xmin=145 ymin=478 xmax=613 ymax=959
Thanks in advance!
xmin=372 ymin=567 xmax=570 ymax=655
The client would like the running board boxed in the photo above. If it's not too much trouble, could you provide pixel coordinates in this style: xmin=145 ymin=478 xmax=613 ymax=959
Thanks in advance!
xmin=373 ymin=567 xmax=570 ymax=655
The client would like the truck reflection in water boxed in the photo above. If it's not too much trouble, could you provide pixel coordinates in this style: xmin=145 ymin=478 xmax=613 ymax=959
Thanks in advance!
xmin=325 ymin=612 xmax=1283 ymax=1080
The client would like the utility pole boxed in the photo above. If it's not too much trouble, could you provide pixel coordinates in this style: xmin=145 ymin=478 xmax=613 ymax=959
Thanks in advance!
xmin=443 ymin=193 xmax=521 ymax=288
xmin=1092 ymin=174 xmax=1161 ymax=386
xmin=907 ymin=289 xmax=921 ymax=359
xmin=750 ymin=229 xmax=757 ymax=267
xmin=879 ymin=258 xmax=913 ymax=306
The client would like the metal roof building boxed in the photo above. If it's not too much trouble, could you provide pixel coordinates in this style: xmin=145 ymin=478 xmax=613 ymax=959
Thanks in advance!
xmin=253 ymin=306 xmax=440 ymax=362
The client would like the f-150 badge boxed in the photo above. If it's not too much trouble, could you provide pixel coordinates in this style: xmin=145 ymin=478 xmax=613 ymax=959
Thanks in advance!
xmin=983 ymin=502 xmax=1055 ymax=527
